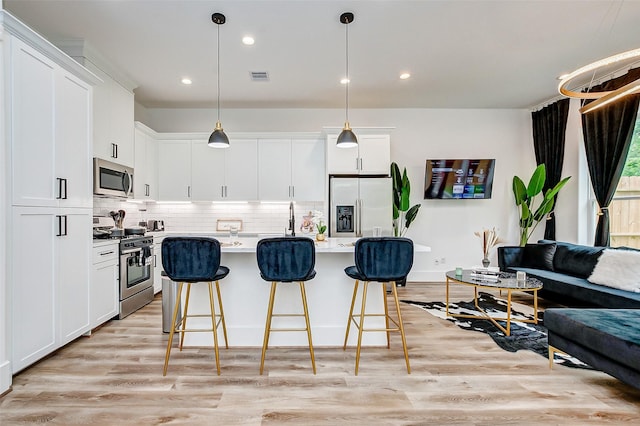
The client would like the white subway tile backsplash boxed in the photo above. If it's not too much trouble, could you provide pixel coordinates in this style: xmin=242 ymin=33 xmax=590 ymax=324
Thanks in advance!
xmin=94 ymin=197 xmax=325 ymax=234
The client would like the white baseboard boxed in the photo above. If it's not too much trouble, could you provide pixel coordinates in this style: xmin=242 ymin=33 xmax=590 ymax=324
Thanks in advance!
xmin=0 ymin=360 xmax=11 ymax=395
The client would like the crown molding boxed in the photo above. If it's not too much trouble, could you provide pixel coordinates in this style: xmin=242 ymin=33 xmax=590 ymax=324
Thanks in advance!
xmin=55 ymin=39 xmax=138 ymax=92
xmin=0 ymin=11 xmax=100 ymax=85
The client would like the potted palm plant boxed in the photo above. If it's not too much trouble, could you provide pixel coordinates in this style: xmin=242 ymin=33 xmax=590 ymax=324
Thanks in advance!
xmin=391 ymin=162 xmax=421 ymax=237
xmin=391 ymin=162 xmax=421 ymax=287
xmin=512 ymin=164 xmax=570 ymax=246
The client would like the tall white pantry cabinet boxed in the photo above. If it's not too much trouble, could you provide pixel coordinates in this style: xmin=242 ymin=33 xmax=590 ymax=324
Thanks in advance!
xmin=1 ymin=12 xmax=100 ymax=375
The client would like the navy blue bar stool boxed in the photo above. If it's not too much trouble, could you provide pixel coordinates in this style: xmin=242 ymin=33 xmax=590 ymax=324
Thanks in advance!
xmin=256 ymin=237 xmax=317 ymax=374
xmin=161 ymin=237 xmax=229 ymax=375
xmin=343 ymin=237 xmax=414 ymax=375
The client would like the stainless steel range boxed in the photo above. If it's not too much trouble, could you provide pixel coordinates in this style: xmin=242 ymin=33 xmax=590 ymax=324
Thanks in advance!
xmin=118 ymin=235 xmax=154 ymax=318
xmin=93 ymin=217 xmax=154 ymax=319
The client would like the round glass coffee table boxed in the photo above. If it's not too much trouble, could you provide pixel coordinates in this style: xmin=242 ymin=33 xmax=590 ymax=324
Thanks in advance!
xmin=445 ymin=270 xmax=543 ymax=336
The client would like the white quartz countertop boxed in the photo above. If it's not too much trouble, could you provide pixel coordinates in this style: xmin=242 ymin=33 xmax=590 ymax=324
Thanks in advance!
xmin=154 ymin=234 xmax=430 ymax=254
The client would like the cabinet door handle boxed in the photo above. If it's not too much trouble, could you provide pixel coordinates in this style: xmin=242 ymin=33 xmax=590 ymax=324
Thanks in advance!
xmin=291 ymin=185 xmax=295 ymax=198
xmin=111 ymin=143 xmax=118 ymax=159
xmin=153 ymin=254 xmax=157 ymax=267
xmin=56 ymin=215 xmax=68 ymax=237
xmin=100 ymin=250 xmax=115 ymax=256
xmin=187 ymin=186 xmax=191 ymax=198
xmin=56 ymin=178 xmax=67 ymax=200
xmin=145 ymin=184 xmax=150 ymax=197
xmin=356 ymin=158 xmax=359 ymax=171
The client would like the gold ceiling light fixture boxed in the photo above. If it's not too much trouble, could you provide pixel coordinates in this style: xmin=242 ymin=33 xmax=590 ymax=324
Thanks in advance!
xmin=336 ymin=12 xmax=357 ymax=148
xmin=208 ymin=12 xmax=230 ymax=148
xmin=558 ymin=47 xmax=640 ymax=114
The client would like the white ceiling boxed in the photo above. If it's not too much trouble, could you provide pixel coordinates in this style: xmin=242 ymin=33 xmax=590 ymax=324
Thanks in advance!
xmin=4 ymin=0 xmax=640 ymax=110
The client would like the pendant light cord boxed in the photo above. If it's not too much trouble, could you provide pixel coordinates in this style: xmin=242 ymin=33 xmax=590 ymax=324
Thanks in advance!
xmin=217 ymin=22 xmax=221 ymax=123
xmin=345 ymin=18 xmax=349 ymax=123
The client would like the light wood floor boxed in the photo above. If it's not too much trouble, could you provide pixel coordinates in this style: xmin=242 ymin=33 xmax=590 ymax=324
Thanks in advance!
xmin=1 ymin=282 xmax=640 ymax=425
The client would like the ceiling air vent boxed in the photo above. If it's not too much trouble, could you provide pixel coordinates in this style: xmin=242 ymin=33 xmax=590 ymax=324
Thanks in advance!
xmin=250 ymin=71 xmax=269 ymax=82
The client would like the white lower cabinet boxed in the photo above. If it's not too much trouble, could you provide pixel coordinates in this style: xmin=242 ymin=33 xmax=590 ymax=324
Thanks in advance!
xmin=91 ymin=242 xmax=119 ymax=327
xmin=11 ymin=207 xmax=92 ymax=373
xmin=153 ymin=236 xmax=164 ymax=294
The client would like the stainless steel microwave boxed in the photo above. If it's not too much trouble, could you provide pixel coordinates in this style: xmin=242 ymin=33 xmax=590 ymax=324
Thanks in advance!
xmin=93 ymin=158 xmax=133 ymax=198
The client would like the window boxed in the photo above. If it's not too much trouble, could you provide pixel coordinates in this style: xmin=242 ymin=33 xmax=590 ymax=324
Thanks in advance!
xmin=610 ymin=114 xmax=640 ymax=248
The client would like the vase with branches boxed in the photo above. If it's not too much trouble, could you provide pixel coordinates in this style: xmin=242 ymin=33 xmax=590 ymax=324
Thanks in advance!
xmin=474 ymin=227 xmax=504 ymax=267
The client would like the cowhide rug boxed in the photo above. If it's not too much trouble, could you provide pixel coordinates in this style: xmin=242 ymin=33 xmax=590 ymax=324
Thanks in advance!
xmin=402 ymin=292 xmax=591 ymax=369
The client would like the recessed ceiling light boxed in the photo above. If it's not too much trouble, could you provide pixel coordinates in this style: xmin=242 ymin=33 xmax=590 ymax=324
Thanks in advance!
xmin=242 ymin=36 xmax=255 ymax=45
xmin=340 ymin=78 xmax=350 ymax=84
xmin=400 ymin=73 xmax=411 ymax=80
xmin=181 ymin=78 xmax=192 ymax=85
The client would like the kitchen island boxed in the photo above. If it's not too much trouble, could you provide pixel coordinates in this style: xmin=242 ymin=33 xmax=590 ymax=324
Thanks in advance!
xmin=161 ymin=236 xmax=430 ymax=347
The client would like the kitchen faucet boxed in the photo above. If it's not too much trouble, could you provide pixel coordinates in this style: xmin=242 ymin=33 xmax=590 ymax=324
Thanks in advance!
xmin=288 ymin=201 xmax=295 ymax=236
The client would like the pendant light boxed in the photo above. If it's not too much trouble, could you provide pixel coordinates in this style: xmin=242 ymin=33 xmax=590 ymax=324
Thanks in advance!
xmin=208 ymin=12 xmax=230 ymax=148
xmin=337 ymin=12 xmax=357 ymax=148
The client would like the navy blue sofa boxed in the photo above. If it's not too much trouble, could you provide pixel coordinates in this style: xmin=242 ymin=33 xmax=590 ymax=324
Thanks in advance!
xmin=545 ymin=308 xmax=640 ymax=389
xmin=497 ymin=240 xmax=640 ymax=308
xmin=498 ymin=241 xmax=640 ymax=389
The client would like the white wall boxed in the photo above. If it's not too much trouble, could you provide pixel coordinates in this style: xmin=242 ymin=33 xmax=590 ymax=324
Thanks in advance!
xmin=138 ymin=106 xmax=590 ymax=281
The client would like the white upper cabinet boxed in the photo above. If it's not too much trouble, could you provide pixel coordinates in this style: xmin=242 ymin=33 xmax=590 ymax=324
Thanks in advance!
xmin=291 ymin=138 xmax=325 ymax=201
xmin=134 ymin=124 xmax=159 ymax=200
xmin=258 ymin=138 xmax=325 ymax=201
xmin=83 ymin=61 xmax=135 ymax=167
xmin=326 ymin=134 xmax=391 ymax=175
xmin=191 ymin=139 xmax=226 ymax=201
xmin=10 ymin=37 xmax=92 ymax=208
xmin=191 ymin=138 xmax=259 ymax=201
xmin=258 ymin=139 xmax=292 ymax=200
xmin=55 ymin=71 xmax=92 ymax=208
xmin=10 ymin=39 xmax=56 ymax=207
xmin=157 ymin=140 xmax=192 ymax=201
xmin=224 ymin=139 xmax=259 ymax=201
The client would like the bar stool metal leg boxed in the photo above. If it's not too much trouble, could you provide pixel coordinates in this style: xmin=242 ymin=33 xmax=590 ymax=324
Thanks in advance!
xmin=163 ymin=282 xmax=184 ymax=376
xmin=343 ymin=280 xmax=360 ymax=349
xmin=260 ymin=281 xmax=278 ymax=375
xmin=391 ymin=281 xmax=411 ymax=374
xmin=355 ymin=280 xmax=370 ymax=376
xmin=179 ymin=283 xmax=192 ymax=351
xmin=299 ymin=281 xmax=316 ymax=374
xmin=208 ymin=282 xmax=221 ymax=375
xmin=382 ymin=282 xmax=391 ymax=348
xmin=215 ymin=280 xmax=229 ymax=348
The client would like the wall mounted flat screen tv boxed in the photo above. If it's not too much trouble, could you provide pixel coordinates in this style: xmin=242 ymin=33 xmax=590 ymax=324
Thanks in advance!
xmin=424 ymin=159 xmax=495 ymax=199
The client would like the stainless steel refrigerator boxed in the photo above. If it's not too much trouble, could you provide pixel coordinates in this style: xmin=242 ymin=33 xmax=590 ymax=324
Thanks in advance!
xmin=329 ymin=176 xmax=392 ymax=238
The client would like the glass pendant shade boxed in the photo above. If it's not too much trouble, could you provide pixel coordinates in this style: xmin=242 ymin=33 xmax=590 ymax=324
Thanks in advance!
xmin=208 ymin=120 xmax=229 ymax=148
xmin=337 ymin=121 xmax=358 ymax=148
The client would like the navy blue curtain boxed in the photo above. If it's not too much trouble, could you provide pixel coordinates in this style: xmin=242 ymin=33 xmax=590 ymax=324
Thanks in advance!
xmin=532 ymin=98 xmax=570 ymax=240
xmin=581 ymin=68 xmax=640 ymax=246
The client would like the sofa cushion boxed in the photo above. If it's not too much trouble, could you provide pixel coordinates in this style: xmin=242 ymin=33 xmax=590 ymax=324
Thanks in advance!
xmin=520 ymin=242 xmax=556 ymax=271
xmin=510 ymin=267 xmax=640 ymax=308
xmin=547 ymin=241 xmax=605 ymax=278
xmin=545 ymin=309 xmax=640 ymax=372
xmin=588 ymin=249 xmax=640 ymax=293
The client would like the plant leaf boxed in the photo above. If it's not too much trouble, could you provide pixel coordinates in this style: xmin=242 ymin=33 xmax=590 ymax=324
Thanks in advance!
xmin=544 ymin=176 xmax=571 ymax=200
xmin=405 ymin=204 xmax=421 ymax=228
xmin=400 ymin=187 xmax=410 ymax=211
xmin=391 ymin=162 xmax=402 ymax=194
xmin=512 ymin=176 xmax=527 ymax=205
xmin=526 ymin=164 xmax=546 ymax=197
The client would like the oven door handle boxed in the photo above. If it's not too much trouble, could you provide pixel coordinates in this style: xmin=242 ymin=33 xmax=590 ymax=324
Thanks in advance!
xmin=121 ymin=248 xmax=142 ymax=255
